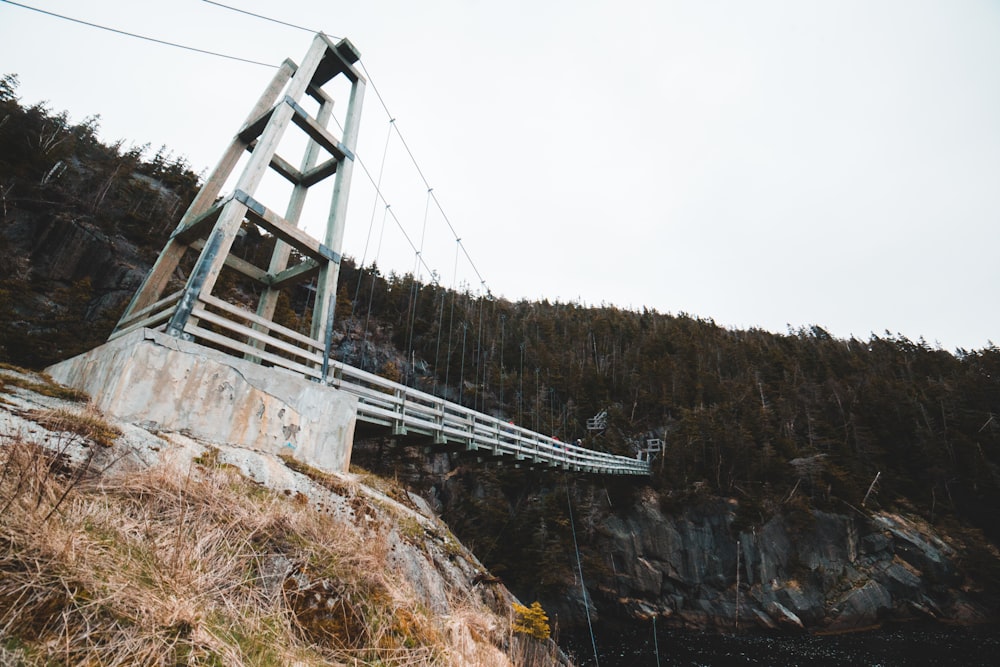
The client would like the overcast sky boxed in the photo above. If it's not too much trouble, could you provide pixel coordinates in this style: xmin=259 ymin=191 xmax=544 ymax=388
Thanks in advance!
xmin=2 ymin=0 xmax=998 ymax=352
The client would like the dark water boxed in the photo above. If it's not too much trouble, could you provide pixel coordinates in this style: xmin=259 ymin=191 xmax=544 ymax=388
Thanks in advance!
xmin=561 ymin=622 xmax=1000 ymax=666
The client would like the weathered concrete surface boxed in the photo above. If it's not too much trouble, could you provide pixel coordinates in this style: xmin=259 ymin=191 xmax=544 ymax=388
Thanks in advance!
xmin=46 ymin=328 xmax=357 ymax=473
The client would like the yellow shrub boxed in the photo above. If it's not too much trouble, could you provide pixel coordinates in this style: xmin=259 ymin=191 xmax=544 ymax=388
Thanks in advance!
xmin=512 ymin=601 xmax=550 ymax=640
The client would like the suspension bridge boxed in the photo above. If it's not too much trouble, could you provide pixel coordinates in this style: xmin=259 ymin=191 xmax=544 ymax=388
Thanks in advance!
xmin=99 ymin=33 xmax=651 ymax=477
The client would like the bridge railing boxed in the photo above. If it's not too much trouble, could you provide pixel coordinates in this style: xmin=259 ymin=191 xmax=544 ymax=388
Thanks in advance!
xmin=118 ymin=298 xmax=650 ymax=475
xmin=329 ymin=361 xmax=649 ymax=475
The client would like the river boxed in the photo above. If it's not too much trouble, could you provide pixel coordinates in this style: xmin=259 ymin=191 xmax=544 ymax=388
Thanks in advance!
xmin=561 ymin=621 xmax=1000 ymax=666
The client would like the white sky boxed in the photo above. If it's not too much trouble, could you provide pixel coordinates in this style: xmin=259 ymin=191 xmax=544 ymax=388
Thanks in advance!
xmin=2 ymin=0 xmax=998 ymax=352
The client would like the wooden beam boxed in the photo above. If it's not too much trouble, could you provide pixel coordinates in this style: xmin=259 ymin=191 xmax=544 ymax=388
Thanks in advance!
xmin=190 ymin=238 xmax=269 ymax=284
xmin=109 ymin=304 xmax=177 ymax=341
xmin=301 ymin=157 xmax=339 ymax=186
xmin=268 ymin=151 xmax=303 ymax=185
xmin=234 ymin=190 xmax=339 ymax=264
xmin=185 ymin=320 xmax=322 ymax=380
xmin=172 ymin=195 xmax=231 ymax=243
xmin=237 ymin=105 xmax=277 ymax=144
xmin=200 ymin=293 xmax=322 ymax=352
xmin=244 ymin=139 xmax=303 ymax=185
xmin=311 ymin=35 xmax=364 ymax=87
xmin=306 ymin=83 xmax=332 ymax=105
xmin=284 ymin=97 xmax=350 ymax=161
xmin=115 ymin=289 xmax=183 ymax=330
xmin=269 ymin=258 xmax=320 ymax=289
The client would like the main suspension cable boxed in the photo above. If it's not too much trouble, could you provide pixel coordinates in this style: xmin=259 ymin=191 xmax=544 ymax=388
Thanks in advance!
xmin=3 ymin=0 xmax=277 ymax=68
xmin=201 ymin=0 xmax=328 ymax=36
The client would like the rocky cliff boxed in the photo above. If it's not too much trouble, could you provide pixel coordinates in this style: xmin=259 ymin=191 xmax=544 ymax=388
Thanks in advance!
xmin=582 ymin=489 xmax=994 ymax=633
xmin=352 ymin=445 xmax=997 ymax=637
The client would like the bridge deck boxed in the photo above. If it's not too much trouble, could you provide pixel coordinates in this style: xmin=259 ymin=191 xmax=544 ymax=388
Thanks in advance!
xmin=330 ymin=360 xmax=650 ymax=476
xmin=111 ymin=304 xmax=650 ymax=476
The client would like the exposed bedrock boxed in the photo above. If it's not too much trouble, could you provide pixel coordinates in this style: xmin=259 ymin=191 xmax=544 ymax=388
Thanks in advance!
xmin=581 ymin=491 xmax=990 ymax=633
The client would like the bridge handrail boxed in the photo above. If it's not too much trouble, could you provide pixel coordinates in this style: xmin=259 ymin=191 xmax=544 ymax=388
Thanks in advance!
xmin=331 ymin=358 xmax=650 ymax=475
xmin=139 ymin=298 xmax=649 ymax=476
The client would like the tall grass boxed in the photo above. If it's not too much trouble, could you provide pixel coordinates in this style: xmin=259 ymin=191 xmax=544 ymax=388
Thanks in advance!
xmin=0 ymin=435 xmax=527 ymax=665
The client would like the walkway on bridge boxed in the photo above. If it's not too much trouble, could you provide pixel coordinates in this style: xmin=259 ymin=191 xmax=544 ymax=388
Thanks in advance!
xmin=330 ymin=359 xmax=650 ymax=476
xmin=112 ymin=292 xmax=650 ymax=476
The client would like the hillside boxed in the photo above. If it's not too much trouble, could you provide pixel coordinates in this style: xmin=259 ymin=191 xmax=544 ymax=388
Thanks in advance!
xmin=0 ymin=365 xmax=567 ymax=665
xmin=2 ymin=72 xmax=1000 ymax=640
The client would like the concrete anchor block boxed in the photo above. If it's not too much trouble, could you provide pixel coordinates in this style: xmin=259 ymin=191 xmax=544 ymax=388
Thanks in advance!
xmin=47 ymin=328 xmax=357 ymax=473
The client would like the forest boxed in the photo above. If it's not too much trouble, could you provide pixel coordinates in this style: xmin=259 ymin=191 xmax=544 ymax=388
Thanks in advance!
xmin=3 ymin=72 xmax=1000 ymax=606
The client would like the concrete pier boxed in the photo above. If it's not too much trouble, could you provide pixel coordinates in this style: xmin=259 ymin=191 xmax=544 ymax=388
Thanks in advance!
xmin=47 ymin=328 xmax=357 ymax=473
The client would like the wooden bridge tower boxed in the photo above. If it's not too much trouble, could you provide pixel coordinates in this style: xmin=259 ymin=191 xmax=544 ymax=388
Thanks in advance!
xmin=110 ymin=33 xmax=365 ymax=380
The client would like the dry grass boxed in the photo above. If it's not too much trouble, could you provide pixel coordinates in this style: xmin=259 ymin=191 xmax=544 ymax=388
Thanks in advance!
xmin=23 ymin=406 xmax=122 ymax=448
xmin=0 ymin=436 xmax=515 ymax=666
xmin=279 ymin=452 xmax=356 ymax=498
xmin=0 ymin=367 xmax=89 ymax=403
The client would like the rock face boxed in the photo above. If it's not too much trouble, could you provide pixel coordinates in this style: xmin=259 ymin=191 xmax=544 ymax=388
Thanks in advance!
xmin=0 ymin=204 xmax=162 ymax=367
xmin=4 ymin=206 xmax=153 ymax=312
xmin=590 ymin=490 xmax=989 ymax=632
